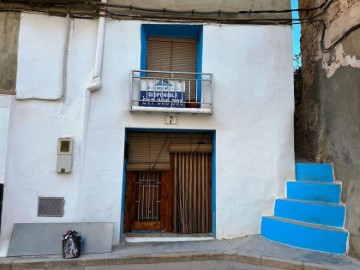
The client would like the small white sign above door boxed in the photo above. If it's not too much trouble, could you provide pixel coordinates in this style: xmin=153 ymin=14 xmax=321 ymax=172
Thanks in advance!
xmin=165 ymin=115 xmax=178 ymax=125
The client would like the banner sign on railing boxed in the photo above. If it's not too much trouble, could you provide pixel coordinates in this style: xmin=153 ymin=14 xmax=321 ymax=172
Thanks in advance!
xmin=139 ymin=79 xmax=185 ymax=108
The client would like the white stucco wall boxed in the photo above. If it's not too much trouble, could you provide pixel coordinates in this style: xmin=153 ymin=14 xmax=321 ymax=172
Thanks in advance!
xmin=16 ymin=15 xmax=67 ymax=99
xmin=0 ymin=13 xmax=295 ymax=255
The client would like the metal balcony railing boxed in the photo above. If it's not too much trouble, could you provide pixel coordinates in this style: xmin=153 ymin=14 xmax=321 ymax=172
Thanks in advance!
xmin=130 ymin=70 xmax=213 ymax=114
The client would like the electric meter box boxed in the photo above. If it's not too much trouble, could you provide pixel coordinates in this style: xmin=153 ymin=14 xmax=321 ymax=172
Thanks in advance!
xmin=57 ymin=138 xmax=73 ymax=173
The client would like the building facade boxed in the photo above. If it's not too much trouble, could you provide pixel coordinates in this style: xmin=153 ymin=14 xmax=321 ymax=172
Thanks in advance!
xmin=0 ymin=0 xmax=294 ymax=256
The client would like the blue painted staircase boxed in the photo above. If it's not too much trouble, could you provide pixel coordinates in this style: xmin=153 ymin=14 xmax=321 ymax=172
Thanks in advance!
xmin=261 ymin=163 xmax=348 ymax=254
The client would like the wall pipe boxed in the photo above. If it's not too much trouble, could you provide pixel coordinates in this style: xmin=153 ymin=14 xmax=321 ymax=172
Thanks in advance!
xmin=80 ymin=0 xmax=107 ymax=175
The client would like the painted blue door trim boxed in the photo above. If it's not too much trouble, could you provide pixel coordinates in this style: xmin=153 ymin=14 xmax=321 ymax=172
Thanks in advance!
xmin=120 ymin=128 xmax=216 ymax=240
xmin=140 ymin=24 xmax=204 ymax=102
xmin=196 ymin=30 xmax=203 ymax=103
xmin=211 ymin=131 xmax=216 ymax=237
xmin=120 ymin=130 xmax=128 ymax=241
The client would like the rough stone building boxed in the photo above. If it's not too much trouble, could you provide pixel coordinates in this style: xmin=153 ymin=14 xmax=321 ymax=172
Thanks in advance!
xmin=298 ymin=0 xmax=360 ymax=259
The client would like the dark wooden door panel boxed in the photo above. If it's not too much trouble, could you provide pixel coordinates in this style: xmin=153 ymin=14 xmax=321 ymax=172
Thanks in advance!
xmin=124 ymin=172 xmax=136 ymax=233
xmin=132 ymin=221 xmax=161 ymax=231
xmin=124 ymin=171 xmax=172 ymax=232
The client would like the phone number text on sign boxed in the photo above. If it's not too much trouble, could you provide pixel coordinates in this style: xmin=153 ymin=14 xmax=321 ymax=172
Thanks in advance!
xmin=139 ymin=91 xmax=185 ymax=108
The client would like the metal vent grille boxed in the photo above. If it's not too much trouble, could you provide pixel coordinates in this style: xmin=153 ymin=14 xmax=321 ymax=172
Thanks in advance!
xmin=38 ymin=197 xmax=64 ymax=217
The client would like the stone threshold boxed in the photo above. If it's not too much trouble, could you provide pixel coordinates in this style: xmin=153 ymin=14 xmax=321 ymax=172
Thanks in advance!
xmin=125 ymin=232 xmax=214 ymax=243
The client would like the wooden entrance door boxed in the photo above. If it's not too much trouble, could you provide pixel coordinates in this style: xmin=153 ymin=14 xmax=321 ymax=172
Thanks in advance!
xmin=124 ymin=154 xmax=212 ymax=234
xmin=123 ymin=131 xmax=213 ymax=234
xmin=124 ymin=171 xmax=172 ymax=232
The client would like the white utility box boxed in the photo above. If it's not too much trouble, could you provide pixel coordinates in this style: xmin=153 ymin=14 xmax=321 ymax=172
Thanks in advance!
xmin=56 ymin=138 xmax=73 ymax=173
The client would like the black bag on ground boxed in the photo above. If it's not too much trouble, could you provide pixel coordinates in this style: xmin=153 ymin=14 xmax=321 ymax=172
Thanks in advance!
xmin=62 ymin=230 xmax=81 ymax=259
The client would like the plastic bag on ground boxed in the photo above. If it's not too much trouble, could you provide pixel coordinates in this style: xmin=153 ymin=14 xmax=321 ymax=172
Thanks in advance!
xmin=62 ymin=230 xmax=81 ymax=259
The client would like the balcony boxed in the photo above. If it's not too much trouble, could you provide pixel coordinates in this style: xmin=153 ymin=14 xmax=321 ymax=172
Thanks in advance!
xmin=130 ymin=70 xmax=213 ymax=114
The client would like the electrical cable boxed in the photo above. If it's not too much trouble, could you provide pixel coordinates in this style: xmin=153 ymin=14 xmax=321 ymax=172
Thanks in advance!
xmin=88 ymin=0 xmax=333 ymax=16
xmin=321 ymin=21 xmax=360 ymax=53
xmin=305 ymin=0 xmax=334 ymax=20
xmin=1 ymin=0 xmax=359 ymax=53
xmin=0 ymin=0 xmax=332 ymax=17
xmin=104 ymin=10 xmax=292 ymax=25
xmin=293 ymin=0 xmax=359 ymax=53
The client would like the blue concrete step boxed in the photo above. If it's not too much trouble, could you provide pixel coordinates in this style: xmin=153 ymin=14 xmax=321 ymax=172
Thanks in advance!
xmin=261 ymin=216 xmax=348 ymax=254
xmin=287 ymin=181 xmax=341 ymax=204
xmin=296 ymin=163 xmax=333 ymax=182
xmin=274 ymin=199 xmax=345 ymax=227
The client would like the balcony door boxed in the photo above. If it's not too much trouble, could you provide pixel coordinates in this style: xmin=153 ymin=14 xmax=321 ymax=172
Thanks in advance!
xmin=147 ymin=37 xmax=197 ymax=102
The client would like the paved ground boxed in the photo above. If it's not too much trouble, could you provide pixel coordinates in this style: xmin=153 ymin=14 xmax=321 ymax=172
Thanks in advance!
xmin=86 ymin=261 xmax=280 ymax=270
xmin=1 ymin=235 xmax=360 ymax=269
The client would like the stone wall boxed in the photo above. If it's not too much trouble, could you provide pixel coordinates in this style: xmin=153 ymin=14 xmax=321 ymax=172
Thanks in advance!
xmin=298 ymin=0 xmax=360 ymax=258
xmin=0 ymin=12 xmax=19 ymax=95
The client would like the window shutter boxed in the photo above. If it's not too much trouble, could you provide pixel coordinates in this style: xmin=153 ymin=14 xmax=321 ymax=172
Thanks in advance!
xmin=126 ymin=132 xmax=212 ymax=171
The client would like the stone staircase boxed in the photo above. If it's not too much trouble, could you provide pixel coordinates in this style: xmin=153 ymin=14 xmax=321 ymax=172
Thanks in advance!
xmin=261 ymin=163 xmax=349 ymax=254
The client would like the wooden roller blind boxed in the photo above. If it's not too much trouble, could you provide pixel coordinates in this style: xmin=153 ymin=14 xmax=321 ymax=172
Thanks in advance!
xmin=147 ymin=37 xmax=197 ymax=74
xmin=147 ymin=37 xmax=172 ymax=73
xmin=147 ymin=37 xmax=198 ymax=101
xmin=169 ymin=144 xmax=212 ymax=153
xmin=126 ymin=132 xmax=212 ymax=171
xmin=126 ymin=133 xmax=170 ymax=171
